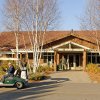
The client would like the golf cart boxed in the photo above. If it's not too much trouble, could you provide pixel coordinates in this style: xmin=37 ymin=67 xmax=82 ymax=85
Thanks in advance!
xmin=0 ymin=69 xmax=28 ymax=89
xmin=0 ymin=58 xmax=28 ymax=89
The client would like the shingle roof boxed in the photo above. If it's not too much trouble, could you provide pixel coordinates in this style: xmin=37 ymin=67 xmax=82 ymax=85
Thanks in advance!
xmin=0 ymin=30 xmax=99 ymax=51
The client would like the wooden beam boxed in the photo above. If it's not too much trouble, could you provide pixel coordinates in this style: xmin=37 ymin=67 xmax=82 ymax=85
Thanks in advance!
xmin=83 ymin=50 xmax=87 ymax=71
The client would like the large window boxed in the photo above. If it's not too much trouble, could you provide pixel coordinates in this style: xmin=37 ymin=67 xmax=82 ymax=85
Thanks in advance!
xmin=87 ymin=53 xmax=100 ymax=64
xmin=28 ymin=53 xmax=33 ymax=59
xmin=6 ymin=54 xmax=12 ymax=58
xmin=43 ymin=53 xmax=54 ymax=65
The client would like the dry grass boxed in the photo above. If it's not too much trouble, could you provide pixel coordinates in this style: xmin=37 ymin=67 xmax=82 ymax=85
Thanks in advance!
xmin=86 ymin=64 xmax=100 ymax=83
xmin=88 ymin=72 xmax=100 ymax=83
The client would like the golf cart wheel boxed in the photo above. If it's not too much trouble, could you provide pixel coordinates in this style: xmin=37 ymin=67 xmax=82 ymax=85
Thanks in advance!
xmin=16 ymin=82 xmax=23 ymax=89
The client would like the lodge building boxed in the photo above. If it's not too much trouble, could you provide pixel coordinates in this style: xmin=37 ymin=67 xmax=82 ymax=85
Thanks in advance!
xmin=0 ymin=30 xmax=100 ymax=71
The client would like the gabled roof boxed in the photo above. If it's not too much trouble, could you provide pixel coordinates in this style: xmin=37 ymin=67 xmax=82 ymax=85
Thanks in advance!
xmin=44 ymin=30 xmax=98 ymax=45
xmin=0 ymin=30 xmax=99 ymax=51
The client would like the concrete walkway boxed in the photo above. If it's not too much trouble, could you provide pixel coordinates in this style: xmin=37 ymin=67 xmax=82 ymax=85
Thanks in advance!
xmin=44 ymin=71 xmax=91 ymax=83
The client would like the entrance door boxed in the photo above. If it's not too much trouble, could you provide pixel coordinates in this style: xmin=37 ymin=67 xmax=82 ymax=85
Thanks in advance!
xmin=69 ymin=55 xmax=74 ymax=70
xmin=76 ymin=55 xmax=80 ymax=67
xmin=67 ymin=54 xmax=80 ymax=70
xmin=60 ymin=54 xmax=81 ymax=70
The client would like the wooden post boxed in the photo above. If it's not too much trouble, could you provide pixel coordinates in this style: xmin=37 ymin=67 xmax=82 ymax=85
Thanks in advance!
xmin=83 ymin=50 xmax=86 ymax=71
xmin=20 ymin=53 xmax=22 ymax=60
xmin=73 ymin=55 xmax=76 ymax=69
xmin=12 ymin=54 xmax=14 ymax=58
xmin=54 ymin=50 xmax=57 ymax=72
xmin=57 ymin=53 xmax=60 ymax=65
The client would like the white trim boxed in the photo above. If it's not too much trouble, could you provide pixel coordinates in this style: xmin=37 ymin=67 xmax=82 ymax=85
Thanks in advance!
xmin=88 ymin=49 xmax=100 ymax=53
xmin=52 ymin=41 xmax=91 ymax=50
xmin=0 ymin=58 xmax=18 ymax=60
xmin=0 ymin=52 xmax=15 ymax=54
xmin=58 ymin=48 xmax=84 ymax=52
xmin=11 ymin=49 xmax=54 ymax=53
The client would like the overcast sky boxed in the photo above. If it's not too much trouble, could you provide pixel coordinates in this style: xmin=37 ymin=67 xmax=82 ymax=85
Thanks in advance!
xmin=0 ymin=0 xmax=86 ymax=32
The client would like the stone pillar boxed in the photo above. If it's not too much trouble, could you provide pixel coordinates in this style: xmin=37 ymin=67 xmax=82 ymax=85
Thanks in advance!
xmin=54 ymin=50 xmax=57 ymax=72
xmin=83 ymin=50 xmax=87 ymax=71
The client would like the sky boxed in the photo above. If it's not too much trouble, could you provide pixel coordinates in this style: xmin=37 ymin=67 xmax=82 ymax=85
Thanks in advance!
xmin=0 ymin=0 xmax=87 ymax=31
xmin=58 ymin=0 xmax=86 ymax=30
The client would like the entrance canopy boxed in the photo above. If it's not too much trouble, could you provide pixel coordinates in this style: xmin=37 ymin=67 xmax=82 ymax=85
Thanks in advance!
xmin=52 ymin=41 xmax=91 ymax=52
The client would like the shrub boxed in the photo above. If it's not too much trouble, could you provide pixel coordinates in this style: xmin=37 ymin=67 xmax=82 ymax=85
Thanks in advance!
xmin=36 ymin=66 xmax=54 ymax=74
xmin=28 ymin=72 xmax=47 ymax=81
xmin=0 ymin=71 xmax=5 ymax=79
xmin=0 ymin=61 xmax=18 ymax=79
xmin=0 ymin=61 xmax=17 ymax=72
xmin=86 ymin=63 xmax=100 ymax=74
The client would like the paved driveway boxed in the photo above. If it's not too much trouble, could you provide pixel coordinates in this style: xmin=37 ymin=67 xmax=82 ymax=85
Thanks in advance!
xmin=47 ymin=71 xmax=91 ymax=83
xmin=1 ymin=71 xmax=100 ymax=100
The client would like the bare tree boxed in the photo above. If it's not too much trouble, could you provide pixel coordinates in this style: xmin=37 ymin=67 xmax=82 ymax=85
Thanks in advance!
xmin=3 ymin=0 xmax=59 ymax=73
xmin=80 ymin=0 xmax=100 ymax=30
xmin=3 ymin=0 xmax=28 ymax=66
xmin=80 ymin=0 xmax=100 ymax=54
xmin=25 ymin=0 xmax=59 ymax=73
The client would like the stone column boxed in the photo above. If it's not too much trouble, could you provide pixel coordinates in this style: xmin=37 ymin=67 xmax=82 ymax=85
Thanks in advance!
xmin=83 ymin=50 xmax=87 ymax=71
xmin=54 ymin=50 xmax=57 ymax=72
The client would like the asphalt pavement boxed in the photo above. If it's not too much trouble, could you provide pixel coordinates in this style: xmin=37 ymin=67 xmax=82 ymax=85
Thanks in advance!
xmin=0 ymin=71 xmax=100 ymax=100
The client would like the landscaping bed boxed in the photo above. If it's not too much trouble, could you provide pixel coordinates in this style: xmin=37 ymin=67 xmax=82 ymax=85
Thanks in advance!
xmin=28 ymin=66 xmax=53 ymax=82
xmin=86 ymin=63 xmax=100 ymax=83
xmin=88 ymin=72 xmax=100 ymax=83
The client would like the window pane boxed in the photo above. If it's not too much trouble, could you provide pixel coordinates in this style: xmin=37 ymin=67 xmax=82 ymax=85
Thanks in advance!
xmin=97 ymin=56 xmax=100 ymax=63
xmin=43 ymin=56 xmax=47 ymax=63
xmin=87 ymin=56 xmax=91 ymax=63
xmin=92 ymin=56 xmax=95 ymax=64
xmin=28 ymin=53 xmax=33 ymax=59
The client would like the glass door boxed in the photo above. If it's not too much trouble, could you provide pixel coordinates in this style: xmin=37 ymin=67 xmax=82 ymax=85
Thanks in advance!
xmin=69 ymin=55 xmax=74 ymax=70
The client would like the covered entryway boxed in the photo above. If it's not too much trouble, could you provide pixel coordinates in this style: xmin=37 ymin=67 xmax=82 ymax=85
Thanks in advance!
xmin=65 ymin=54 xmax=81 ymax=70
xmin=53 ymin=41 xmax=90 ymax=71
xmin=57 ymin=53 xmax=82 ymax=71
